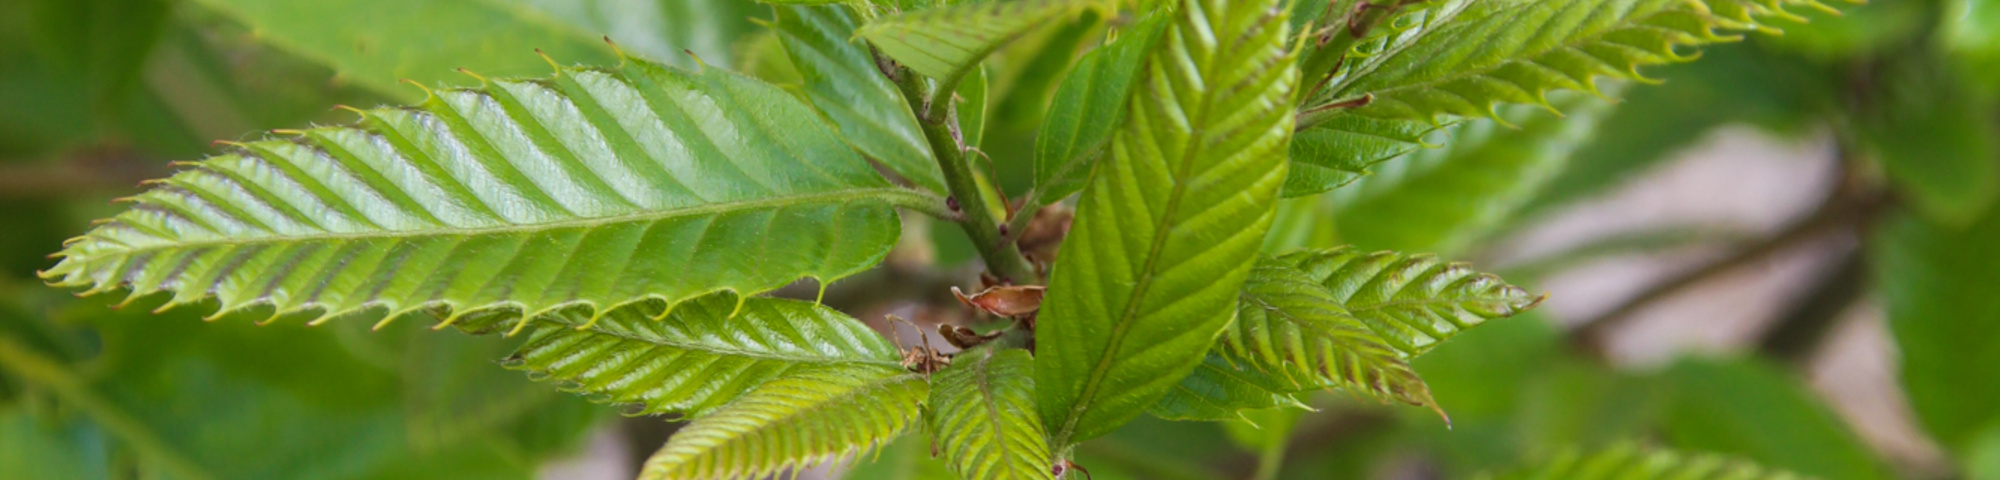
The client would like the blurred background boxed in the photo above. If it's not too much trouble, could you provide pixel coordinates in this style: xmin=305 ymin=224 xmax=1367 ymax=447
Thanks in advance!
xmin=1 ymin=0 xmax=1996 ymax=479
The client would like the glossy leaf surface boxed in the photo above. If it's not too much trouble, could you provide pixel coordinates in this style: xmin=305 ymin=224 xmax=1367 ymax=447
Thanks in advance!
xmin=44 ymin=58 xmax=918 ymax=327
xmin=1035 ymin=0 xmax=1297 ymax=446
xmin=1031 ymin=14 xmax=1166 ymax=206
xmin=774 ymin=5 xmax=944 ymax=192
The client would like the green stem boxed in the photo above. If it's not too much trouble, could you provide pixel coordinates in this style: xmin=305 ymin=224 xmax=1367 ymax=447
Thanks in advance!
xmin=0 ymin=335 xmax=217 ymax=480
xmin=889 ymin=62 xmax=1039 ymax=284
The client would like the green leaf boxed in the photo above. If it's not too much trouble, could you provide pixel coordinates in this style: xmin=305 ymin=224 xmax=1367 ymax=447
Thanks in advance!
xmin=1147 ymin=353 xmax=1310 ymax=423
xmin=1321 ymin=0 xmax=1834 ymax=121
xmin=928 ymin=347 xmax=1053 ymax=480
xmin=1278 ymin=247 xmax=1541 ymax=356
xmin=1034 ymin=0 xmax=1298 ymax=446
xmin=773 ymin=5 xmax=945 ymax=192
xmin=1659 ymin=358 xmax=1890 ymax=480
xmin=1282 ymin=115 xmax=1441 ymax=197
xmin=43 ymin=58 xmax=924 ymax=327
xmin=180 ymin=0 xmax=608 ymax=99
xmin=1477 ymin=443 xmax=1808 ymax=480
xmin=1875 ymin=207 xmax=2000 ymax=453
xmin=1031 ymin=13 xmax=1167 ymax=206
xmin=639 ymin=367 xmax=928 ymax=480
xmin=841 ymin=433 xmax=958 ymax=480
xmin=449 ymin=294 xmax=901 ymax=417
xmin=1863 ymin=58 xmax=2000 ymax=225
xmin=1329 ymin=93 xmax=1614 ymax=254
xmin=1223 ymin=260 xmax=1435 ymax=411
xmin=858 ymin=0 xmax=1101 ymax=87
xmin=960 ymin=64 xmax=989 ymax=148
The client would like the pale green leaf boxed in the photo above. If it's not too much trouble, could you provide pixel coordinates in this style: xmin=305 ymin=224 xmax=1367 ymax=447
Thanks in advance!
xmin=448 ymin=294 xmax=901 ymax=417
xmin=928 ymin=347 xmax=1053 ymax=480
xmin=1876 ymin=207 xmax=2000 ymax=453
xmin=639 ymin=367 xmax=928 ymax=480
xmin=1147 ymin=354 xmax=1310 ymax=423
xmin=774 ymin=5 xmax=945 ymax=192
xmin=1320 ymin=0 xmax=1836 ymax=121
xmin=1283 ymin=115 xmax=1442 ymax=197
xmin=858 ymin=0 xmax=1101 ymax=86
xmin=1476 ymin=443 xmax=1808 ymax=480
xmin=1279 ymin=247 xmax=1541 ymax=356
xmin=43 ymin=58 xmax=928 ymax=327
xmin=1031 ymin=13 xmax=1167 ymax=206
xmin=1330 ymin=93 xmax=1615 ymax=254
xmin=1035 ymin=0 xmax=1297 ymax=446
xmin=1222 ymin=260 xmax=1436 ymax=411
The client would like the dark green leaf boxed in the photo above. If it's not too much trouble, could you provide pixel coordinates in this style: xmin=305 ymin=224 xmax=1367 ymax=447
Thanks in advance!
xmin=1031 ymin=14 xmax=1166 ymax=206
xmin=774 ymin=5 xmax=944 ymax=192
xmin=1875 ymin=207 xmax=2000 ymax=454
xmin=1660 ymin=358 xmax=1890 ymax=480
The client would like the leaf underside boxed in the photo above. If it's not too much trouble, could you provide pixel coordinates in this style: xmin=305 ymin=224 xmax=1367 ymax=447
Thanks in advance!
xmin=640 ymin=367 xmax=928 ymax=480
xmin=1279 ymin=247 xmax=1541 ymax=356
xmin=42 ymin=57 xmax=913 ymax=327
xmin=1035 ymin=0 xmax=1298 ymax=446
xmin=1477 ymin=443 xmax=1807 ymax=480
xmin=449 ymin=294 xmax=901 ymax=418
xmin=1283 ymin=115 xmax=1440 ymax=197
xmin=1321 ymin=0 xmax=1836 ymax=121
xmin=928 ymin=348 xmax=1053 ymax=480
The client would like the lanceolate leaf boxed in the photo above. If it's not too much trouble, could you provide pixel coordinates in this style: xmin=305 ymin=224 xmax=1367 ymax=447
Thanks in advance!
xmin=640 ymin=367 xmax=928 ymax=480
xmin=1223 ymin=260 xmax=1436 ymax=411
xmin=1035 ymin=0 xmax=1297 ymax=447
xmin=1148 ymin=354 xmax=1311 ymax=423
xmin=858 ymin=0 xmax=1102 ymax=86
xmin=1322 ymin=0 xmax=1834 ymax=121
xmin=928 ymin=347 xmax=1053 ymax=480
xmin=1031 ymin=13 xmax=1167 ymax=206
xmin=1330 ymin=93 xmax=1615 ymax=254
xmin=1279 ymin=247 xmax=1542 ymax=356
xmin=449 ymin=294 xmax=902 ymax=417
xmin=42 ymin=58 xmax=928 ymax=326
xmin=1283 ymin=115 xmax=1440 ymax=197
xmin=774 ymin=5 xmax=945 ymax=192
xmin=1477 ymin=443 xmax=1808 ymax=480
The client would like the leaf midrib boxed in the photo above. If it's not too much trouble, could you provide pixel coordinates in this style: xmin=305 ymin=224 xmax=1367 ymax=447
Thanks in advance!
xmin=90 ymin=187 xmax=931 ymax=254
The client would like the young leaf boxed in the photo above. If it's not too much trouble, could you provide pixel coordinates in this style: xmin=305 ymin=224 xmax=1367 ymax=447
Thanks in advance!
xmin=773 ymin=5 xmax=945 ymax=192
xmin=42 ymin=58 xmax=928 ymax=327
xmin=1329 ymin=93 xmax=1614 ymax=254
xmin=1031 ymin=13 xmax=1168 ymax=206
xmin=447 ymin=294 xmax=902 ymax=417
xmin=640 ymin=367 xmax=929 ymax=480
xmin=928 ymin=347 xmax=1053 ymax=480
xmin=1222 ymin=260 xmax=1436 ymax=411
xmin=1147 ymin=354 xmax=1311 ymax=423
xmin=1477 ymin=443 xmax=1808 ymax=480
xmin=1321 ymin=0 xmax=1835 ymax=121
xmin=1278 ymin=247 xmax=1541 ymax=356
xmin=858 ymin=0 xmax=1101 ymax=87
xmin=1035 ymin=0 xmax=1297 ymax=447
xmin=1283 ymin=115 xmax=1441 ymax=197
